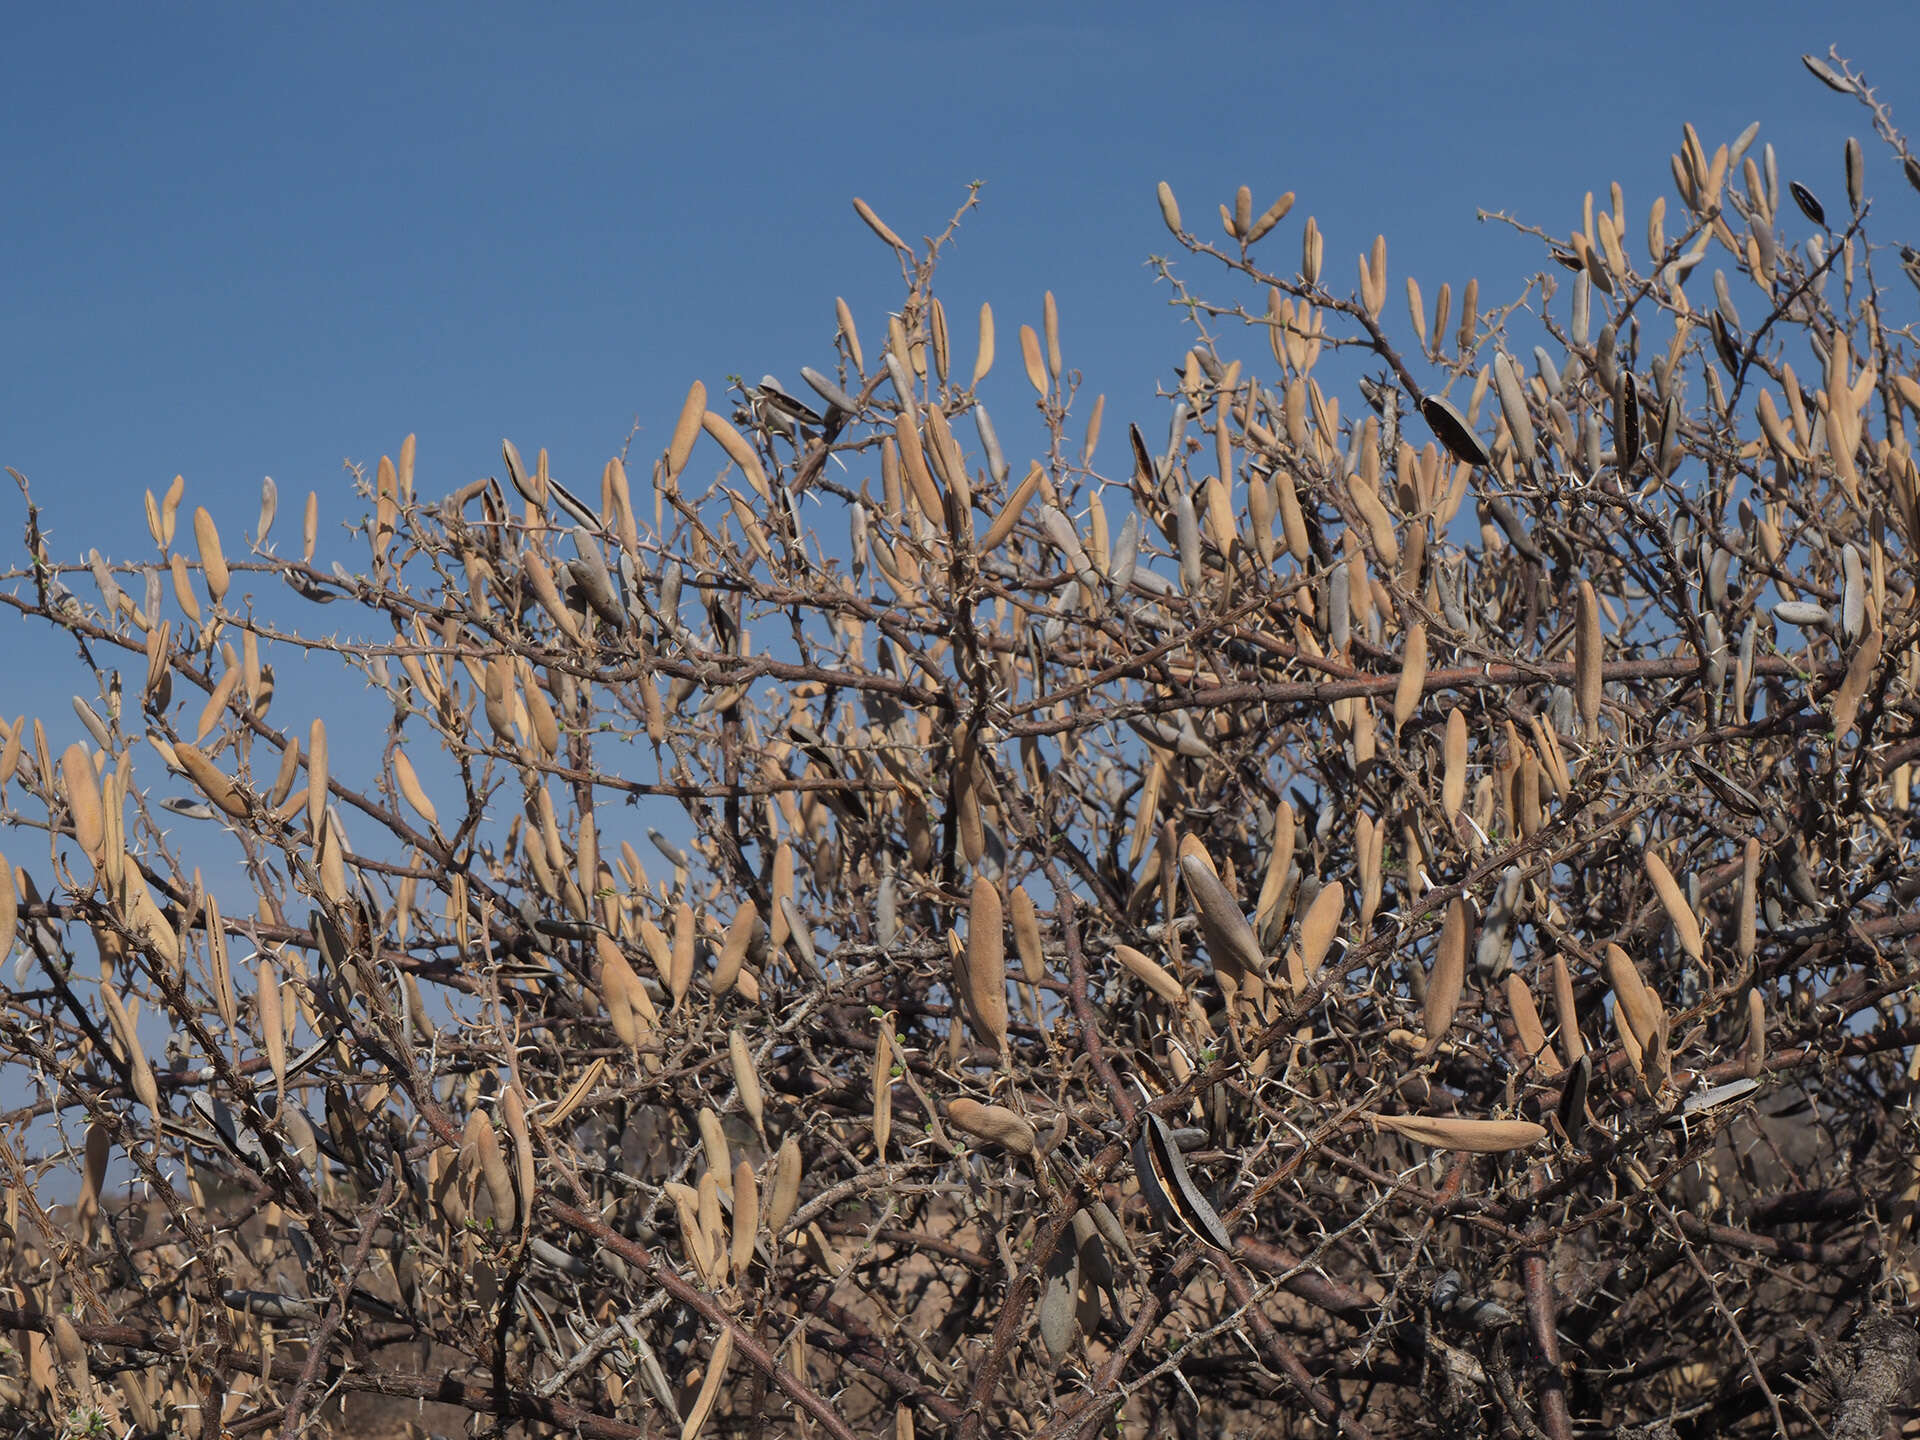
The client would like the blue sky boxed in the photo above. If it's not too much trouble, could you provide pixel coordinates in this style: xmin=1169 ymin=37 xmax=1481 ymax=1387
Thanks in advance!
xmin=7 ymin=1 xmax=1917 ymax=567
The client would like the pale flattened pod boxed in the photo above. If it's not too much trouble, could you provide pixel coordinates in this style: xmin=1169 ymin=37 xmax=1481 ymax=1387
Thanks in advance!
xmin=1371 ymin=1113 xmax=1545 ymax=1153
xmin=729 ymin=1028 xmax=764 ymax=1137
xmin=1392 ymin=622 xmax=1428 ymax=737
xmin=965 ymin=877 xmax=1009 ymax=1056
xmin=1297 ymin=881 xmax=1345 ymax=981
xmin=1010 ymin=884 xmax=1045 ymax=984
xmin=947 ymin=1098 xmax=1036 ymax=1155
xmin=1504 ymin=974 xmax=1562 ymax=1075
xmin=392 ymin=749 xmax=438 ymax=830
xmin=1575 ymin=582 xmax=1603 ymax=735
xmin=1177 ymin=835 xmax=1267 ymax=981
xmin=193 ymin=506 xmax=230 ymax=605
xmin=1642 ymin=849 xmax=1704 ymax=962
xmin=765 ymin=1134 xmax=802 ymax=1238
xmin=1421 ymin=899 xmax=1468 ymax=1053
xmin=1113 ymin=944 xmax=1185 ymax=1007
xmin=1156 ymin=181 xmax=1182 ymax=236
xmin=1737 ymin=836 xmax=1760 ymax=963
xmin=1551 ymin=950 xmax=1583 ymax=1065
xmin=666 ymin=380 xmax=706 ymax=478
xmin=852 ymin=196 xmax=908 ymax=252
xmin=1442 ymin=709 xmax=1468 ymax=820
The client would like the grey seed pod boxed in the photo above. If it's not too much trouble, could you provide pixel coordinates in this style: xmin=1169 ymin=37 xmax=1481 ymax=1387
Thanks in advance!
xmin=1772 ymin=600 xmax=1833 ymax=631
xmin=973 ymin=402 xmax=1009 ymax=486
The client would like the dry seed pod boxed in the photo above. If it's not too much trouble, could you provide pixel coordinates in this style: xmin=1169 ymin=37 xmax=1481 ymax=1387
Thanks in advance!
xmin=1575 ymin=582 xmax=1603 ymax=734
xmin=851 ymin=196 xmax=907 ymax=252
xmin=1010 ymin=884 xmax=1045 ymax=984
xmin=1421 ymin=899 xmax=1468 ymax=1053
xmin=679 ymin=1327 xmax=732 ymax=1440
xmin=61 ymin=743 xmax=105 ymax=866
xmin=193 ymin=506 xmax=229 ymax=604
xmin=257 ymin=956 xmax=286 ymax=1112
xmin=1113 ymin=943 xmax=1185 ymax=1006
xmin=1551 ymin=950 xmax=1584 ymax=1064
xmin=100 ymin=982 xmax=160 ymax=1120
xmin=1505 ymin=974 xmax=1562 ymax=1075
xmin=1391 ymin=621 xmax=1428 ymax=736
xmin=1442 ymin=709 xmax=1468 ymax=820
xmin=1642 ymin=849 xmax=1704 ymax=962
xmin=872 ymin=1015 xmax=894 ymax=1155
xmin=963 ymin=877 xmax=1009 ymax=1055
xmin=1296 ymin=880 xmax=1345 ymax=981
xmin=946 ymin=1098 xmax=1036 ymax=1156
xmin=766 ymin=1135 xmax=802 ymax=1238
xmin=1178 ymin=836 xmax=1267 ymax=981
xmin=1370 ymin=1112 xmax=1546 ymax=1153
xmin=1420 ymin=395 xmax=1490 ymax=468
xmin=730 ymin=1160 xmax=758 ymax=1275
xmin=1737 ymin=836 xmax=1760 ymax=963
xmin=1744 ymin=986 xmax=1767 ymax=1078
xmin=307 ymin=717 xmax=329 ymax=838
xmin=714 ymin=903 xmax=755 ymax=995
xmin=173 ymin=742 xmax=247 ymax=819
xmin=1019 ymin=324 xmax=1047 ymax=397
xmin=1156 ymin=181 xmax=1182 ymax=236
xmin=729 ymin=1028 xmax=764 ymax=1137
xmin=1603 ymin=942 xmax=1664 ymax=1050
xmin=698 ymin=1107 xmax=731 ymax=1197
xmin=669 ymin=901 xmax=695 ymax=1006
xmin=392 ymin=749 xmax=437 ymax=830
xmin=0 ymin=851 xmax=15 ymax=961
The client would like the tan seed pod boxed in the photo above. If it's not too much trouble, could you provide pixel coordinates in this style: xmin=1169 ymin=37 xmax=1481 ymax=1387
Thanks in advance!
xmin=76 ymin=1121 xmax=109 ymax=1232
xmin=1392 ymin=621 xmax=1428 ymax=736
xmin=1043 ymin=290 xmax=1062 ymax=381
xmin=464 ymin=1109 xmax=515 ymax=1230
xmin=1370 ymin=1113 xmax=1546 ymax=1153
xmin=835 ymin=297 xmax=864 ymax=374
xmin=1177 ymin=836 xmax=1267 ymax=981
xmin=851 ymin=196 xmax=907 ymax=253
xmin=679 ymin=1327 xmax=732 ymax=1440
xmin=1246 ymin=190 xmax=1294 ymax=244
xmin=972 ymin=301 xmax=995 ymax=387
xmin=302 ymin=489 xmax=319 ymax=564
xmin=100 ymin=982 xmax=160 ymax=1120
xmin=257 ymin=956 xmax=286 ymax=1112
xmin=1255 ymin=800 xmax=1296 ymax=941
xmin=1604 ymin=942 xmax=1664 ymax=1050
xmin=946 ymin=1098 xmax=1036 ymax=1156
xmin=0 ymin=851 xmax=15 ymax=962
xmin=501 ymin=1084 xmax=535 ymax=1236
xmin=872 ymin=1015 xmax=894 ymax=1157
xmin=61 ymin=743 xmax=105 ymax=867
xmin=1744 ymin=986 xmax=1767 ymax=1078
xmin=1113 ymin=943 xmax=1185 ymax=1006
xmin=765 ymin=1134 xmax=802 ymax=1238
xmin=1505 ymin=974 xmax=1562 ymax=1075
xmin=0 ymin=715 xmax=22 ymax=788
xmin=964 ymin=877 xmax=1009 ymax=1055
xmin=697 ymin=1107 xmax=732 ymax=1198
xmin=392 ymin=749 xmax=438 ymax=830
xmin=1421 ymin=899 xmax=1468 ymax=1053
xmin=1551 ymin=951 xmax=1584 ymax=1064
xmin=1576 ymin=582 xmax=1603 ymax=733
xmin=1233 ymin=184 xmax=1254 ymax=239
xmin=1642 ymin=849 xmax=1703 ymax=962
xmin=669 ymin=901 xmax=695 ymax=1006
xmin=1156 ymin=181 xmax=1183 ymax=236
xmin=195 ymin=664 xmax=241 ymax=742
xmin=730 ymin=1159 xmax=758 ymax=1275
xmin=1442 ymin=709 xmax=1468 ymax=820
xmin=700 ymin=411 xmax=769 ymax=499
xmin=307 ymin=718 xmax=329 ymax=838
xmin=1010 ymin=884 xmax=1045 ymax=984
xmin=193 ymin=506 xmax=229 ymax=604
xmin=667 ymin=379 xmax=706 ymax=478
xmin=714 ymin=903 xmax=756 ymax=995
xmin=1297 ymin=881 xmax=1345 ymax=981
xmin=173 ymin=742 xmax=247 ymax=819
xmin=1737 ymin=836 xmax=1760 ymax=963
xmin=1019 ymin=324 xmax=1047 ymax=397
xmin=718 ymin=1034 xmax=762 ymax=1147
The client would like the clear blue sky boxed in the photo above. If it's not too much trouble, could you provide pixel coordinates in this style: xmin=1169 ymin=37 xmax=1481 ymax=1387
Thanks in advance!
xmin=3 ymin=0 xmax=1917 ymax=736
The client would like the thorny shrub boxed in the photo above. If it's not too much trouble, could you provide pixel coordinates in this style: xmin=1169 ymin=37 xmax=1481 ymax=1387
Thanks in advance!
xmin=0 ymin=43 xmax=1916 ymax=1440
